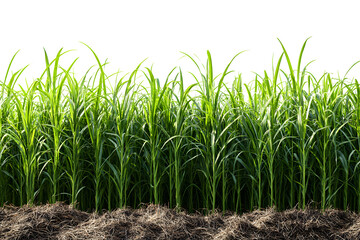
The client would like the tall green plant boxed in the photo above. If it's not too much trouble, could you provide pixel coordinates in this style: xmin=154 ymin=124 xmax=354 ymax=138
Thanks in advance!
xmin=7 ymin=80 xmax=44 ymax=205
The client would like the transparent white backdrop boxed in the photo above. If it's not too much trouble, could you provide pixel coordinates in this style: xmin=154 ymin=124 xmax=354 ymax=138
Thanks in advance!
xmin=1 ymin=0 xmax=360 ymax=87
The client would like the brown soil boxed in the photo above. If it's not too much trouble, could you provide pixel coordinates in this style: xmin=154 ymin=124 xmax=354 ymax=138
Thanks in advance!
xmin=0 ymin=203 xmax=359 ymax=239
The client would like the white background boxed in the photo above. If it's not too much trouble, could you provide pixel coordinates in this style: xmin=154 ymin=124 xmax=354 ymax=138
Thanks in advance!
xmin=1 ymin=0 xmax=360 ymax=87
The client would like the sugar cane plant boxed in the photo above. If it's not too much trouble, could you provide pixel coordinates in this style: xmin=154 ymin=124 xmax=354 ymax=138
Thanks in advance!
xmin=1 ymin=39 xmax=360 ymax=213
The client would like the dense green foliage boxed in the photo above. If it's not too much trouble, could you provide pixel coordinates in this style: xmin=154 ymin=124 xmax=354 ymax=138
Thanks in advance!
xmin=1 ymin=40 xmax=360 ymax=213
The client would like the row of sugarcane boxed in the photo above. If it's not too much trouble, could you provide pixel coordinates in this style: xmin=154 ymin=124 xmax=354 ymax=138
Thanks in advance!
xmin=1 ymin=39 xmax=360 ymax=213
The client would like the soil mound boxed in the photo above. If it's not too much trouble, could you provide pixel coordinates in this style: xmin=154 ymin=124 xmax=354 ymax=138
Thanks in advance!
xmin=0 ymin=203 xmax=359 ymax=239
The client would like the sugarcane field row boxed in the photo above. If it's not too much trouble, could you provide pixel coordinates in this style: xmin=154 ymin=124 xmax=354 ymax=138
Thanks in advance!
xmin=1 ymin=40 xmax=360 ymax=214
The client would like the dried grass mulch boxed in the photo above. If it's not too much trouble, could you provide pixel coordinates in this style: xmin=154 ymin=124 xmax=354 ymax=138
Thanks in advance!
xmin=1 ymin=202 xmax=359 ymax=239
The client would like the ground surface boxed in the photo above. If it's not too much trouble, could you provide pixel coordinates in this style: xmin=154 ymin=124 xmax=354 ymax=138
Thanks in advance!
xmin=0 ymin=203 xmax=359 ymax=239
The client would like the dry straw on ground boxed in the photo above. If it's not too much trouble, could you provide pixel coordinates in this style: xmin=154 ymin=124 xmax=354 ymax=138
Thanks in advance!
xmin=0 ymin=202 xmax=359 ymax=239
